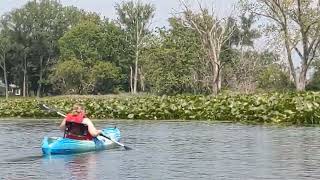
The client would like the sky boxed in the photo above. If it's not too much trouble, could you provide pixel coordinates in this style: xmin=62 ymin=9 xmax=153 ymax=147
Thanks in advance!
xmin=0 ymin=0 xmax=238 ymax=28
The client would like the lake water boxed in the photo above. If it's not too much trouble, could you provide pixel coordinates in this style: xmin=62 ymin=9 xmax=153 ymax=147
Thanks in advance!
xmin=1 ymin=119 xmax=320 ymax=180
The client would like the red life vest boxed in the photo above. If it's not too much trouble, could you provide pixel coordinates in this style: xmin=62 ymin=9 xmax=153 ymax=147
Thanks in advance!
xmin=64 ymin=113 xmax=93 ymax=140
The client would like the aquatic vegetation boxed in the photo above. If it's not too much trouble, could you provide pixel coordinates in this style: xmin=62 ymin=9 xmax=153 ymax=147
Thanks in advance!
xmin=1 ymin=92 xmax=320 ymax=125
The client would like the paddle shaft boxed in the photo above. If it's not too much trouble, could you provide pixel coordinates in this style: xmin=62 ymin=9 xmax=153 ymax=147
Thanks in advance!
xmin=56 ymin=111 xmax=66 ymax=118
xmin=41 ymin=104 xmax=66 ymax=117
xmin=99 ymin=133 xmax=131 ymax=150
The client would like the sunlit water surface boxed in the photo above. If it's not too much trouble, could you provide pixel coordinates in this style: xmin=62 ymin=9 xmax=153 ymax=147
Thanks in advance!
xmin=0 ymin=119 xmax=320 ymax=179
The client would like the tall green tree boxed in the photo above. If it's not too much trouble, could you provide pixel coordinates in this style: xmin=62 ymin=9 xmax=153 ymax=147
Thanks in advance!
xmin=1 ymin=0 xmax=100 ymax=96
xmin=59 ymin=21 xmax=103 ymax=64
xmin=90 ymin=61 xmax=122 ymax=94
xmin=143 ymin=18 xmax=204 ymax=95
xmin=51 ymin=58 xmax=87 ymax=94
xmin=1 ymin=7 xmax=32 ymax=97
xmin=115 ymin=0 xmax=155 ymax=94
xmin=54 ymin=21 xmax=125 ymax=94
xmin=0 ymin=33 xmax=10 ymax=99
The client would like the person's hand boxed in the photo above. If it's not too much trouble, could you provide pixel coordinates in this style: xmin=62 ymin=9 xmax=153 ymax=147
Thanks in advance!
xmin=98 ymin=130 xmax=103 ymax=135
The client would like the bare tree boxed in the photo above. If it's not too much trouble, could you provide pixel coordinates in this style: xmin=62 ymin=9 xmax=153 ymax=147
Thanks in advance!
xmin=244 ymin=0 xmax=320 ymax=91
xmin=179 ymin=0 xmax=235 ymax=95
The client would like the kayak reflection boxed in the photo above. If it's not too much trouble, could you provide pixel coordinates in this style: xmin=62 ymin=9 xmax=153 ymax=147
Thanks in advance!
xmin=4 ymin=155 xmax=43 ymax=164
xmin=43 ymin=153 xmax=99 ymax=180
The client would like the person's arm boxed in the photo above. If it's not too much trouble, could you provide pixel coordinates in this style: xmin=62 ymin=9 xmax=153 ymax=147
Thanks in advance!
xmin=59 ymin=118 xmax=67 ymax=132
xmin=83 ymin=118 xmax=102 ymax=137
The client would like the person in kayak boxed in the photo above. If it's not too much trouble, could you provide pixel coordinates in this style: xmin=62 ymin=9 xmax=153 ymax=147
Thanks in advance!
xmin=59 ymin=103 xmax=103 ymax=140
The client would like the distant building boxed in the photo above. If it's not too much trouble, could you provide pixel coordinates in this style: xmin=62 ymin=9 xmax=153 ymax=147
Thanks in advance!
xmin=9 ymin=84 xmax=21 ymax=96
xmin=0 ymin=81 xmax=21 ymax=96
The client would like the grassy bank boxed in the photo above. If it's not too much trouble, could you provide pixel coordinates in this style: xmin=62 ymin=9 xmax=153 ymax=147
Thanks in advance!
xmin=0 ymin=92 xmax=320 ymax=125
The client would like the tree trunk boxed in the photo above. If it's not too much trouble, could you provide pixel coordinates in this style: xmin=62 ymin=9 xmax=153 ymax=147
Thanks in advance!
xmin=130 ymin=66 xmax=133 ymax=93
xmin=296 ymin=77 xmax=306 ymax=91
xmin=36 ymin=55 xmax=43 ymax=98
xmin=3 ymin=53 xmax=8 ymax=100
xmin=23 ymin=53 xmax=27 ymax=97
xmin=133 ymin=49 xmax=139 ymax=94
xmin=211 ymin=56 xmax=221 ymax=95
xmin=218 ymin=71 xmax=221 ymax=92
xmin=139 ymin=68 xmax=145 ymax=92
xmin=297 ymin=64 xmax=308 ymax=91
xmin=209 ymin=47 xmax=221 ymax=95
xmin=133 ymin=19 xmax=140 ymax=94
xmin=284 ymin=31 xmax=298 ymax=87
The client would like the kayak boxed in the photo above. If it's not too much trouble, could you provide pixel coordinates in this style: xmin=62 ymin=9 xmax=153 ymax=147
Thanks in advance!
xmin=42 ymin=127 xmax=121 ymax=155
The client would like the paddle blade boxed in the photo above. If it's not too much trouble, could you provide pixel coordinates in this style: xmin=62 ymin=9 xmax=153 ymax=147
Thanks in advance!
xmin=38 ymin=104 xmax=50 ymax=111
xmin=123 ymin=146 xmax=132 ymax=150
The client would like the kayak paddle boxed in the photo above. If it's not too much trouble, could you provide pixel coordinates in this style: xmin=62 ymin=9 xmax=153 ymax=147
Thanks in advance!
xmin=39 ymin=104 xmax=66 ymax=117
xmin=99 ymin=133 xmax=132 ymax=150
xmin=38 ymin=104 xmax=132 ymax=150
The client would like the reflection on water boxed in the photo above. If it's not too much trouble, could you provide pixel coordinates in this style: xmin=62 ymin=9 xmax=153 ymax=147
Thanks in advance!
xmin=1 ymin=120 xmax=320 ymax=179
xmin=4 ymin=155 xmax=44 ymax=164
xmin=67 ymin=154 xmax=95 ymax=180
xmin=41 ymin=153 xmax=98 ymax=180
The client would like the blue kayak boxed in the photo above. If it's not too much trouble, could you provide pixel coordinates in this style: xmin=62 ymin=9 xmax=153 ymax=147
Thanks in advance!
xmin=42 ymin=127 xmax=121 ymax=155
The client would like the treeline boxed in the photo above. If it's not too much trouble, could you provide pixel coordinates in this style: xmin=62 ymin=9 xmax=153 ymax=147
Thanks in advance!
xmin=0 ymin=0 xmax=320 ymax=98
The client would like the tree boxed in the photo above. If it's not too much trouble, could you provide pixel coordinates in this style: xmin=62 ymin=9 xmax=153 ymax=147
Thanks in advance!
xmin=1 ymin=7 xmax=32 ymax=97
xmin=54 ymin=21 xmax=126 ymax=94
xmin=52 ymin=58 xmax=123 ymax=95
xmin=115 ymin=0 xmax=155 ymax=94
xmin=1 ymin=0 xmax=101 ymax=97
xmin=178 ymin=0 xmax=235 ymax=95
xmin=222 ymin=13 xmax=263 ymax=93
xmin=142 ymin=17 xmax=205 ymax=95
xmin=59 ymin=21 xmax=103 ymax=65
xmin=226 ymin=50 xmax=291 ymax=93
xmin=243 ymin=0 xmax=320 ymax=91
xmin=51 ymin=58 xmax=87 ymax=94
xmin=306 ymin=61 xmax=320 ymax=90
xmin=258 ymin=63 xmax=293 ymax=91
xmin=0 ymin=34 xmax=10 ymax=99
xmin=90 ymin=61 xmax=122 ymax=94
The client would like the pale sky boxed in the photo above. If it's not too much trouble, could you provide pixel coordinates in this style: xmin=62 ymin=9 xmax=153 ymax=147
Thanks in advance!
xmin=0 ymin=0 xmax=238 ymax=27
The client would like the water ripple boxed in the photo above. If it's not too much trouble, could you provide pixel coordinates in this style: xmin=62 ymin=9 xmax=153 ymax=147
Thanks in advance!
xmin=0 ymin=120 xmax=320 ymax=179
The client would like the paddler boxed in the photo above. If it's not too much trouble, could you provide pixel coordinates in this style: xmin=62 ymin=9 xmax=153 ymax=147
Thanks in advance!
xmin=59 ymin=103 xmax=103 ymax=140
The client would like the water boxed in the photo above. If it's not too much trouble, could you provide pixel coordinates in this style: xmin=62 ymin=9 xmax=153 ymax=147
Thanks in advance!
xmin=0 ymin=119 xmax=320 ymax=180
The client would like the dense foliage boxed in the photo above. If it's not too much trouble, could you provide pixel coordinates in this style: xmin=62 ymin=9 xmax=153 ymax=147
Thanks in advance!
xmin=0 ymin=0 xmax=300 ymax=98
xmin=1 ymin=93 xmax=320 ymax=125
